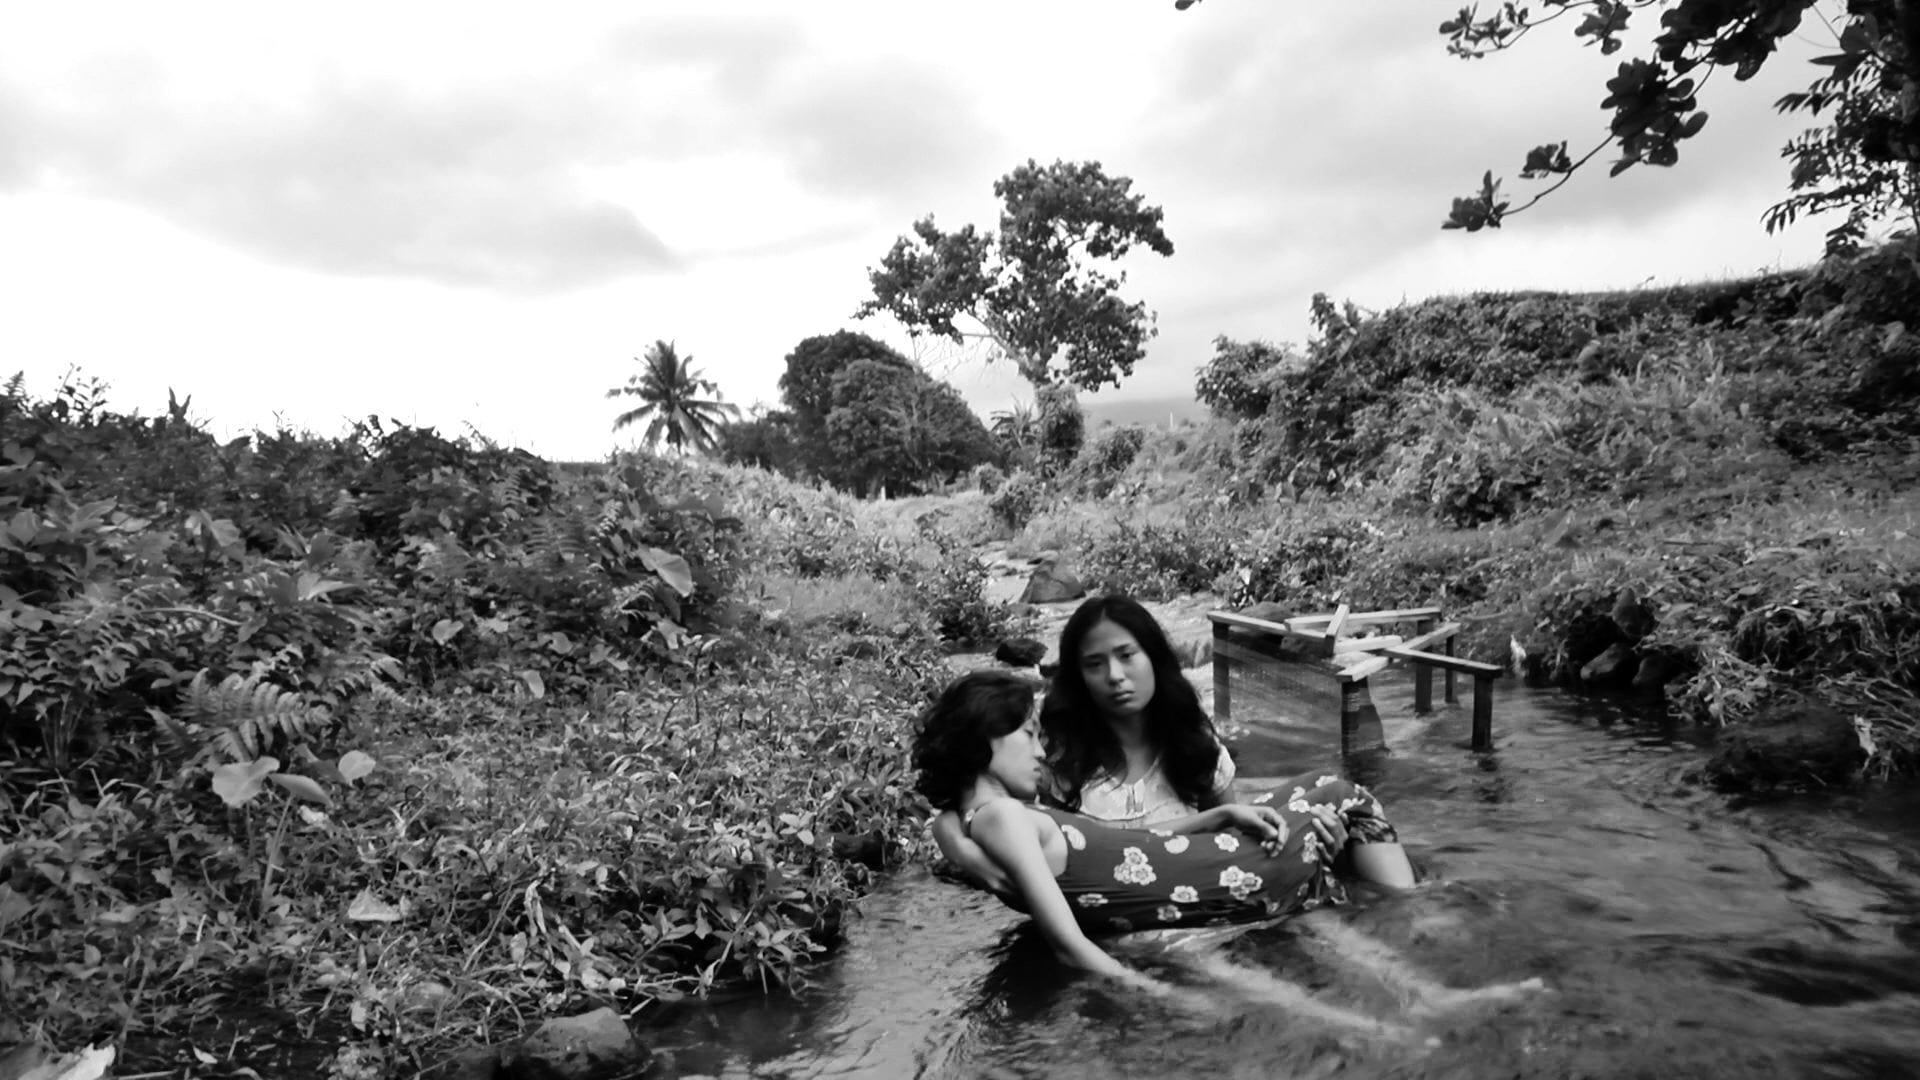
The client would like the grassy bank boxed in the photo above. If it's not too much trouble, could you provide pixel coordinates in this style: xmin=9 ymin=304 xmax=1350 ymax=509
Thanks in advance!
xmin=0 ymin=385 xmax=1016 ymax=1074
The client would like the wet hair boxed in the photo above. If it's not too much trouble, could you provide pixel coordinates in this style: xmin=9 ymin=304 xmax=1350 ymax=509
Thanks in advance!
xmin=1042 ymin=594 xmax=1223 ymax=814
xmin=912 ymin=670 xmax=1040 ymax=811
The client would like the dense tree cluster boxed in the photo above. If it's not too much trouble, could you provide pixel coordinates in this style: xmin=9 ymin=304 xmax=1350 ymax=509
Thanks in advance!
xmin=717 ymin=331 xmax=996 ymax=496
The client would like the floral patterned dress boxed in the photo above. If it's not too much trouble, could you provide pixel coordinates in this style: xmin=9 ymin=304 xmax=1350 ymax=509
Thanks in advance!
xmin=987 ymin=776 xmax=1399 ymax=935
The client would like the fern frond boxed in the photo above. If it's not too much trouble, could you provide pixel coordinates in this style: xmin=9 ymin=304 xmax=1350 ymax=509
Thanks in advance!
xmin=180 ymin=670 xmax=326 ymax=763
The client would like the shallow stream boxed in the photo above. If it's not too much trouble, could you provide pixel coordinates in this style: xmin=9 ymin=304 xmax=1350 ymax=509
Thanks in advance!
xmin=638 ymin=678 xmax=1920 ymax=1079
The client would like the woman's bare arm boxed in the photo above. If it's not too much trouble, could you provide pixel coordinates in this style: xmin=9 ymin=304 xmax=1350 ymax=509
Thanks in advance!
xmin=967 ymin=800 xmax=1143 ymax=981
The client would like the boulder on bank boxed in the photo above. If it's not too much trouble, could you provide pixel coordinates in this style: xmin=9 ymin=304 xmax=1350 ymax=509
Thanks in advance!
xmin=1580 ymin=642 xmax=1638 ymax=686
xmin=1557 ymin=611 xmax=1624 ymax=683
xmin=994 ymin=637 xmax=1047 ymax=667
xmin=500 ymin=1008 xmax=649 ymax=1080
xmin=1698 ymin=695 xmax=1866 ymax=794
xmin=1630 ymin=648 xmax=1687 ymax=697
xmin=1019 ymin=559 xmax=1086 ymax=604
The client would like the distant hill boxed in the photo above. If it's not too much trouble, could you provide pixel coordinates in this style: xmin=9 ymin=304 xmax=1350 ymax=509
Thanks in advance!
xmin=1079 ymin=392 xmax=1206 ymax=428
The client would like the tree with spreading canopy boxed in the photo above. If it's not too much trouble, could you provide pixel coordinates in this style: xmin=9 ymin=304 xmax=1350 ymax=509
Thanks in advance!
xmin=606 ymin=340 xmax=741 ymax=454
xmin=1176 ymin=0 xmax=1920 ymax=252
xmin=859 ymin=159 xmax=1175 ymax=392
xmin=776 ymin=330 xmax=919 ymax=478
xmin=751 ymin=330 xmax=996 ymax=494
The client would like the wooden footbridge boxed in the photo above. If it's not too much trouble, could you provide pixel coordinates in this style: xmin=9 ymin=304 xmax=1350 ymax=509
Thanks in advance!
xmin=1208 ymin=605 xmax=1504 ymax=753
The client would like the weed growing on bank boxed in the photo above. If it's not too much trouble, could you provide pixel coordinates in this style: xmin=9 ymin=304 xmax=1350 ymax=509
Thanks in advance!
xmin=3 ymin=648 xmax=945 ymax=1073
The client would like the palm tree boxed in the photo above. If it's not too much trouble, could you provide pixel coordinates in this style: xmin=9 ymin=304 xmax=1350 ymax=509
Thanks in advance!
xmin=989 ymin=402 xmax=1039 ymax=458
xmin=606 ymin=340 xmax=740 ymax=454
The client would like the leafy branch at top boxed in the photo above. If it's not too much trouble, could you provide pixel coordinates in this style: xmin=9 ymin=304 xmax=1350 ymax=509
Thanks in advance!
xmin=1178 ymin=0 xmax=1920 ymax=250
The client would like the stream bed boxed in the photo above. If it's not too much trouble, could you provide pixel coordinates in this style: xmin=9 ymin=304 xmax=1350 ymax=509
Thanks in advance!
xmin=636 ymin=677 xmax=1920 ymax=1079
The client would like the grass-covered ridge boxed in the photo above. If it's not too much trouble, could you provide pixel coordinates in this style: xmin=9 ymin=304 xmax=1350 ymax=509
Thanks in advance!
xmin=997 ymin=237 xmax=1920 ymax=778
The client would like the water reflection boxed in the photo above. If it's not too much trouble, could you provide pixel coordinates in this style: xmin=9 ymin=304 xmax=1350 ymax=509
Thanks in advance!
xmin=639 ymin=681 xmax=1920 ymax=1080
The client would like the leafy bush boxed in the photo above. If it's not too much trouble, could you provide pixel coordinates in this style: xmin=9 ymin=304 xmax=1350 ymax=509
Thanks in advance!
xmin=0 ymin=379 xmax=745 ymax=772
xmin=1195 ymin=335 xmax=1297 ymax=420
xmin=1223 ymin=517 xmax=1383 ymax=610
xmin=1035 ymin=383 xmax=1084 ymax=475
xmin=1079 ymin=517 xmax=1234 ymax=600
xmin=912 ymin=539 xmax=1012 ymax=645
xmin=989 ymin=470 xmax=1050 ymax=533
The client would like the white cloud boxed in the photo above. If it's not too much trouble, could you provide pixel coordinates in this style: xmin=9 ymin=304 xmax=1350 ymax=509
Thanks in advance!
xmin=0 ymin=0 xmax=1852 ymax=460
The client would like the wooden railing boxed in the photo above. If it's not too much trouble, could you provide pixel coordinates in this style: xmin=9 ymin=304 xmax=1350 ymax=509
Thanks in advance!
xmin=1208 ymin=604 xmax=1503 ymax=752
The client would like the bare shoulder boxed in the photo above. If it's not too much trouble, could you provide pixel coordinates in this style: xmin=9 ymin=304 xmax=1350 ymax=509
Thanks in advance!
xmin=969 ymin=798 xmax=1044 ymax=842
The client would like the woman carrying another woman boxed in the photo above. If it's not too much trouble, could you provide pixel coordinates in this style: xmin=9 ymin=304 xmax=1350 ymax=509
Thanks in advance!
xmin=913 ymin=669 xmax=1542 ymax=1019
xmin=934 ymin=594 xmax=1415 ymax=892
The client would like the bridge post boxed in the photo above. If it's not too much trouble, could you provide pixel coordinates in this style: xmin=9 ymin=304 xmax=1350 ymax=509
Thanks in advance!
xmin=1412 ymin=618 xmax=1434 ymax=713
xmin=1444 ymin=633 xmax=1458 ymax=705
xmin=1472 ymin=674 xmax=1495 ymax=751
xmin=1212 ymin=620 xmax=1231 ymax=726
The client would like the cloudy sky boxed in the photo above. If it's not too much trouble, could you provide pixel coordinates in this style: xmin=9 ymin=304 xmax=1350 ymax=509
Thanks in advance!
xmin=1 ymin=1 xmax=1842 ymax=461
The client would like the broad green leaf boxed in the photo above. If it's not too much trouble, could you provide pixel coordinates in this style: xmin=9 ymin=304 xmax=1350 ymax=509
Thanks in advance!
xmin=5 ymin=511 xmax=35 ymax=544
xmin=269 ymin=772 xmax=333 ymax=806
xmin=337 ymin=750 xmax=376 ymax=784
xmin=639 ymin=546 xmax=696 ymax=596
xmin=521 ymin=670 xmax=546 ymax=700
xmin=211 ymin=757 xmax=279 ymax=808
xmin=430 ymin=618 xmax=463 ymax=645
xmin=295 ymin=570 xmax=355 ymax=602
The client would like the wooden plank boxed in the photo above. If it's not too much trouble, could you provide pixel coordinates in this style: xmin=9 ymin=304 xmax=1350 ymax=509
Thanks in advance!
xmin=1331 ymin=634 xmax=1404 ymax=654
xmin=1324 ymin=603 xmax=1352 ymax=643
xmin=1381 ymin=645 xmax=1504 ymax=676
xmin=1400 ymin=621 xmax=1462 ymax=652
xmin=1208 ymin=610 xmax=1294 ymax=635
xmin=1335 ymin=655 xmax=1389 ymax=682
xmin=1288 ymin=607 xmax=1443 ymax=628
xmin=1207 ymin=612 xmax=1332 ymax=652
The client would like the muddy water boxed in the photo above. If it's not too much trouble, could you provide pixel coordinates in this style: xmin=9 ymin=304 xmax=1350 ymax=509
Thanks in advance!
xmin=639 ymin=679 xmax=1920 ymax=1079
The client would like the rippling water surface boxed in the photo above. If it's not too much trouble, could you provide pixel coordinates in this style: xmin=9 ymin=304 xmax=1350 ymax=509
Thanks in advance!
xmin=639 ymin=679 xmax=1920 ymax=1079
